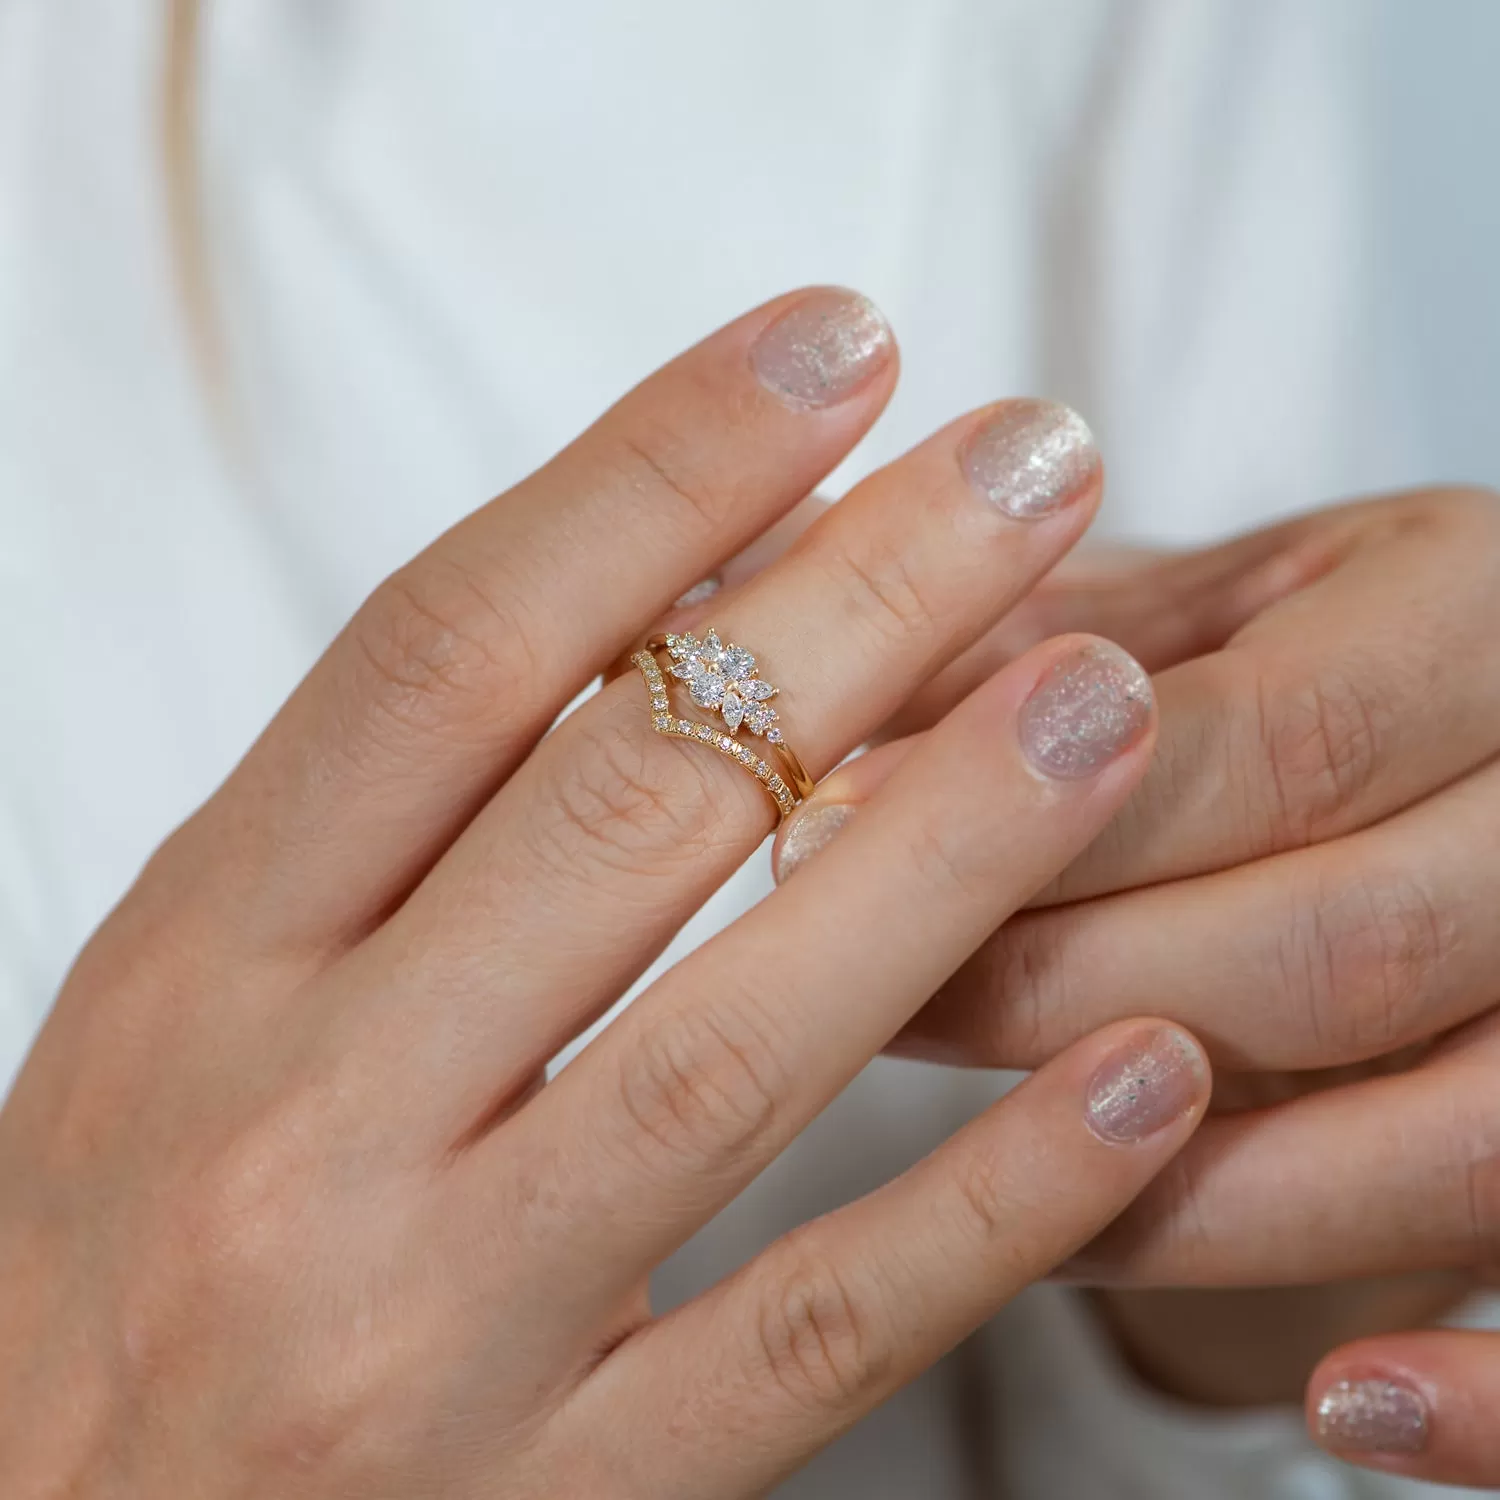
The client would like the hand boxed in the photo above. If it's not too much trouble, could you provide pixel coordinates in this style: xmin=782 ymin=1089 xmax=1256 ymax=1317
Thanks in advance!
xmin=0 ymin=288 xmax=1211 ymax=1498
xmin=786 ymin=487 xmax=1500 ymax=1484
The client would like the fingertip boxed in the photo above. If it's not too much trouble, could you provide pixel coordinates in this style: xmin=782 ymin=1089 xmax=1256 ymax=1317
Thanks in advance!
xmin=772 ymin=801 xmax=860 ymax=885
xmin=1308 ymin=1366 xmax=1432 ymax=1463
xmin=959 ymin=399 xmax=1103 ymax=523
xmin=1082 ymin=1020 xmax=1210 ymax=1148
xmin=747 ymin=286 xmax=899 ymax=415
xmin=1013 ymin=635 xmax=1157 ymax=785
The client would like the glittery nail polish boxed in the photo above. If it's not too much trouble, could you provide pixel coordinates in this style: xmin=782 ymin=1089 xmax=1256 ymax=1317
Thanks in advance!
xmin=774 ymin=803 xmax=857 ymax=884
xmin=961 ymin=400 xmax=1100 ymax=519
xmin=1085 ymin=1027 xmax=1204 ymax=1144
xmin=750 ymin=290 xmax=893 ymax=411
xmin=1316 ymin=1380 xmax=1429 ymax=1455
xmin=1018 ymin=642 xmax=1152 ymax=780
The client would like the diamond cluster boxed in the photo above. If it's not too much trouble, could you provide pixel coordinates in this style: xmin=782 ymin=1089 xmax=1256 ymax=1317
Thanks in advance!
xmin=633 ymin=650 xmax=796 ymax=816
xmin=664 ymin=630 xmax=781 ymax=740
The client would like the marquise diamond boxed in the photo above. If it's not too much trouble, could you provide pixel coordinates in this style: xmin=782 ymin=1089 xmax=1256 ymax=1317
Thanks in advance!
xmin=662 ymin=629 xmax=782 ymax=737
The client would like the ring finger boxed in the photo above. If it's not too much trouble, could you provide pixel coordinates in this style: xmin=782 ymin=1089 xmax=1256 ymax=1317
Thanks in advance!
xmin=322 ymin=399 xmax=1108 ymax=1141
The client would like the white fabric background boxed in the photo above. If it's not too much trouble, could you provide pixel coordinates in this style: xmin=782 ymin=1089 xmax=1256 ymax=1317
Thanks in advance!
xmin=3 ymin=2 xmax=1499 ymax=1495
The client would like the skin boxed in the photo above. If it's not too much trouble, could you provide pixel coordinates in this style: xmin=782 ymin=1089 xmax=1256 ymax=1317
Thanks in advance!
xmin=0 ymin=290 xmax=1210 ymax=1497
xmin=774 ymin=487 xmax=1500 ymax=1485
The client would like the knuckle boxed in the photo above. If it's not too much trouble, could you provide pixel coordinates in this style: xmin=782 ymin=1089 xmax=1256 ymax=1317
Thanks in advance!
xmin=906 ymin=823 xmax=994 ymax=912
xmin=614 ymin=419 xmax=730 ymax=539
xmin=1250 ymin=658 xmax=1389 ymax=846
xmin=754 ymin=1242 xmax=891 ymax=1411
xmin=614 ymin=998 xmax=786 ymax=1176
xmin=175 ymin=1115 xmax=319 ymax=1291
xmin=142 ymin=1118 xmax=415 ymax=1474
xmin=1278 ymin=871 xmax=1449 ymax=1061
xmin=1083 ymin=1148 xmax=1215 ymax=1281
xmin=349 ymin=556 xmax=543 ymax=739
xmin=1463 ymin=1149 xmax=1500 ymax=1270
xmin=533 ymin=693 xmax=753 ymax=880
xmin=244 ymin=1365 xmax=388 ymax=1478
xmin=917 ymin=915 xmax=1076 ymax=1069
xmin=982 ymin=915 xmax=1076 ymax=1065
xmin=113 ymin=1113 xmax=320 ymax=1384
xmin=828 ymin=538 xmax=944 ymax=652
xmin=949 ymin=1147 xmax=1014 ymax=1247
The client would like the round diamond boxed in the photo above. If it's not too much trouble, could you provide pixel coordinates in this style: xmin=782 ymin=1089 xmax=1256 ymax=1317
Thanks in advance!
xmin=721 ymin=645 xmax=755 ymax=679
xmin=690 ymin=672 xmax=726 ymax=709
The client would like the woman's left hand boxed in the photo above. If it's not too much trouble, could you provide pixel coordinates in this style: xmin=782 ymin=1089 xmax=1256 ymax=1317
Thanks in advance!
xmin=777 ymin=485 xmax=1500 ymax=1486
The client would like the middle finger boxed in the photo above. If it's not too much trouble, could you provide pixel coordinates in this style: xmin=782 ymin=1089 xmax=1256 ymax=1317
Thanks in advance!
xmin=333 ymin=399 xmax=1104 ymax=1140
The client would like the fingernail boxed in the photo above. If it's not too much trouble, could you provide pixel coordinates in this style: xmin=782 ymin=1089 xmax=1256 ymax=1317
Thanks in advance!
xmin=774 ymin=803 xmax=858 ymax=884
xmin=674 ymin=576 xmax=722 ymax=608
xmin=1316 ymin=1379 xmax=1430 ymax=1455
xmin=751 ymin=290 xmax=894 ymax=411
xmin=1018 ymin=642 xmax=1152 ymax=780
xmin=1085 ymin=1027 xmax=1204 ymax=1144
xmin=961 ymin=399 xmax=1100 ymax=519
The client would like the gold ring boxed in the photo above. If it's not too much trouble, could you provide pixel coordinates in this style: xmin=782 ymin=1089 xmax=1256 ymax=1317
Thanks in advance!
xmin=633 ymin=629 xmax=815 ymax=818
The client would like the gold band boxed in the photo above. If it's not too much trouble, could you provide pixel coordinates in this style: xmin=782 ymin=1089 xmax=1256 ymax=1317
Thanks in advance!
xmin=633 ymin=650 xmax=799 ymax=817
xmin=644 ymin=632 xmax=815 ymax=803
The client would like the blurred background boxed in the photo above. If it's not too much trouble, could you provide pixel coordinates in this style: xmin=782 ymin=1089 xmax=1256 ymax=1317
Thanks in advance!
xmin=4 ymin=4 xmax=1500 ymax=1494
xmin=6 ymin=2 xmax=1500 ymax=1044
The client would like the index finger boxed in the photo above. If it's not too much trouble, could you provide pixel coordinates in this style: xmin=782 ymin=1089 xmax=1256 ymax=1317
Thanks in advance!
xmin=160 ymin=288 xmax=896 ymax=957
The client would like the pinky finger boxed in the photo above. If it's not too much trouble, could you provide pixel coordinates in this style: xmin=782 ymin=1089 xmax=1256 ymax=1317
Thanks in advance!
xmin=1310 ymin=1332 xmax=1500 ymax=1486
xmin=564 ymin=1020 xmax=1209 ymax=1500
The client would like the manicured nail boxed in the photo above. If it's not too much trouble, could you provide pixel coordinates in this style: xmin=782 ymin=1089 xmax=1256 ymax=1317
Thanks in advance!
xmin=751 ymin=290 xmax=894 ymax=411
xmin=774 ymin=803 xmax=858 ymax=884
xmin=1316 ymin=1379 xmax=1429 ymax=1455
xmin=674 ymin=576 xmax=722 ymax=608
xmin=1085 ymin=1027 xmax=1204 ymax=1144
xmin=1018 ymin=642 xmax=1152 ymax=780
xmin=961 ymin=400 xmax=1100 ymax=519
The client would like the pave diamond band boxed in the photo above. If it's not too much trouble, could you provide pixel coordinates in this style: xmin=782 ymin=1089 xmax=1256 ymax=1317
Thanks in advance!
xmin=634 ymin=635 xmax=814 ymax=818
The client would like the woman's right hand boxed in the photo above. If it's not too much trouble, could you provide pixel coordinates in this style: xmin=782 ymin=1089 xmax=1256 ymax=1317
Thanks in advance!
xmin=0 ymin=289 xmax=1207 ymax=1497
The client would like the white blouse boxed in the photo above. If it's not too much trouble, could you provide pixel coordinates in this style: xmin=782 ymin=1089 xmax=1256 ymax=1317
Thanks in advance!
xmin=4 ymin=2 xmax=1498 ymax=1495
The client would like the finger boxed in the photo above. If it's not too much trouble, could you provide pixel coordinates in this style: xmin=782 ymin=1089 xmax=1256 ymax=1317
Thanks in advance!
xmin=339 ymin=402 xmax=1106 ymax=1137
xmin=559 ymin=1019 xmax=1208 ymax=1499
xmin=1037 ymin=488 xmax=1500 ymax=906
xmin=900 ymin=754 xmax=1500 ymax=1071
xmin=770 ymin=735 xmax=916 ymax=883
xmin=604 ymin=491 xmax=838 ymax=667
xmin=883 ymin=515 xmax=1336 ymax=741
xmin=1310 ymin=1335 xmax=1500 ymax=1484
xmin=494 ymin=634 xmax=1157 ymax=1333
xmin=165 ymin=288 xmax=896 ymax=957
xmin=694 ymin=514 xmax=1318 ymax=743
xmin=1063 ymin=1015 xmax=1500 ymax=1286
